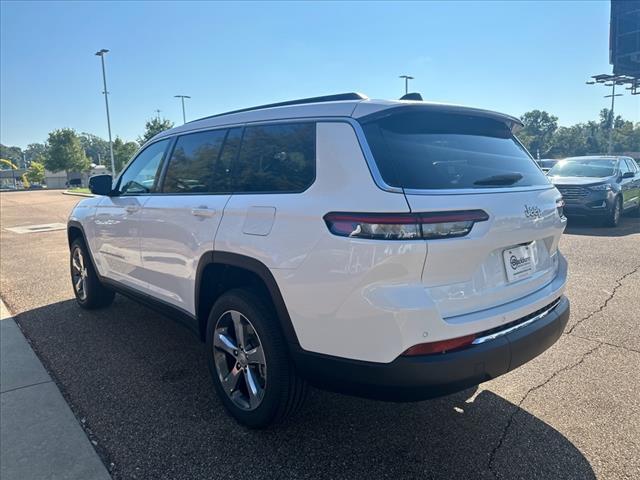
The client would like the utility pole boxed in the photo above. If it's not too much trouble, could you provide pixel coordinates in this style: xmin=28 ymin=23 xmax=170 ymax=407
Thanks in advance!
xmin=399 ymin=75 xmax=414 ymax=95
xmin=174 ymin=95 xmax=191 ymax=124
xmin=95 ymin=49 xmax=116 ymax=176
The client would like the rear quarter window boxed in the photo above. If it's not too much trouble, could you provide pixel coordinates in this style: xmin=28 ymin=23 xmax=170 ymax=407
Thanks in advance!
xmin=361 ymin=110 xmax=550 ymax=190
xmin=233 ymin=123 xmax=315 ymax=193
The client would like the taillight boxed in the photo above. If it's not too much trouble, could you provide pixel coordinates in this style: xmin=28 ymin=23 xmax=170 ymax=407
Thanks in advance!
xmin=556 ymin=198 xmax=565 ymax=218
xmin=323 ymin=210 xmax=489 ymax=241
xmin=401 ymin=334 xmax=476 ymax=356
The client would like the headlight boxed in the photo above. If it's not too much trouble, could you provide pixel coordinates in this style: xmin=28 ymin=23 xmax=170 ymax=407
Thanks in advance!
xmin=588 ymin=183 xmax=612 ymax=191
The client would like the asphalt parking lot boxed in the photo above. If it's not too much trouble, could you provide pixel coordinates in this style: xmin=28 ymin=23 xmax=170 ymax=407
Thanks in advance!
xmin=1 ymin=190 xmax=638 ymax=480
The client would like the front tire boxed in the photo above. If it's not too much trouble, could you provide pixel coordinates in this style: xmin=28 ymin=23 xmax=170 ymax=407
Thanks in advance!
xmin=206 ymin=289 xmax=307 ymax=428
xmin=604 ymin=196 xmax=622 ymax=227
xmin=70 ymin=238 xmax=115 ymax=309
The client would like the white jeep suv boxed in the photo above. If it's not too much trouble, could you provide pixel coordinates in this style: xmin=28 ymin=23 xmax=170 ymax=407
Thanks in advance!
xmin=68 ymin=93 xmax=569 ymax=428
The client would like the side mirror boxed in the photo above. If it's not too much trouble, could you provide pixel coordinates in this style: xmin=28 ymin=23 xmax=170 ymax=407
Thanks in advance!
xmin=622 ymin=171 xmax=635 ymax=179
xmin=89 ymin=174 xmax=113 ymax=195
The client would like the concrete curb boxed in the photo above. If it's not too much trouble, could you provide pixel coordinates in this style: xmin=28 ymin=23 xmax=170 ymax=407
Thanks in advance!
xmin=0 ymin=300 xmax=111 ymax=480
xmin=62 ymin=190 xmax=94 ymax=198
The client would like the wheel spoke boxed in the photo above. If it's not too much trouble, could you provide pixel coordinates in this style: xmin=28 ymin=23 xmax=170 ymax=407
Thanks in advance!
xmin=231 ymin=311 xmax=246 ymax=348
xmin=245 ymin=345 xmax=265 ymax=366
xmin=213 ymin=309 xmax=267 ymax=411
xmin=221 ymin=365 xmax=242 ymax=393
xmin=213 ymin=332 xmax=237 ymax=358
xmin=244 ymin=367 xmax=261 ymax=408
xmin=75 ymin=277 xmax=83 ymax=292
xmin=77 ymin=250 xmax=84 ymax=269
xmin=72 ymin=257 xmax=81 ymax=271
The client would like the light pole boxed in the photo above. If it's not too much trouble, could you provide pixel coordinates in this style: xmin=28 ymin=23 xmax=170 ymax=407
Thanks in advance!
xmin=95 ymin=49 xmax=116 ymax=176
xmin=399 ymin=75 xmax=414 ymax=95
xmin=603 ymin=83 xmax=623 ymax=155
xmin=174 ymin=95 xmax=191 ymax=124
xmin=586 ymin=77 xmax=624 ymax=155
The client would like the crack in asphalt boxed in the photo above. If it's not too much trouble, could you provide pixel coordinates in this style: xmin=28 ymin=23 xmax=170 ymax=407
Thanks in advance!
xmin=488 ymin=264 xmax=640 ymax=477
xmin=566 ymin=265 xmax=640 ymax=335
xmin=568 ymin=334 xmax=640 ymax=355
xmin=487 ymin=342 xmax=602 ymax=479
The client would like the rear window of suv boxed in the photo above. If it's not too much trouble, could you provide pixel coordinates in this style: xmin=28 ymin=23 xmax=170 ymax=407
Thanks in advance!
xmin=360 ymin=110 xmax=549 ymax=190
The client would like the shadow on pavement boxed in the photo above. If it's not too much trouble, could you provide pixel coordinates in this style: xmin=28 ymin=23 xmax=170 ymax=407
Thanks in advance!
xmin=564 ymin=214 xmax=639 ymax=237
xmin=15 ymin=297 xmax=596 ymax=480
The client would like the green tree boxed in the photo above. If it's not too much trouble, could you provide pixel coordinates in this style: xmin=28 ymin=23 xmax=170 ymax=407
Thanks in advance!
xmin=24 ymin=143 xmax=46 ymax=165
xmin=79 ymin=133 xmax=109 ymax=165
xmin=550 ymin=125 xmax=589 ymax=158
xmin=517 ymin=110 xmax=559 ymax=158
xmin=112 ymin=137 xmax=139 ymax=173
xmin=0 ymin=145 xmax=23 ymax=166
xmin=138 ymin=117 xmax=174 ymax=145
xmin=25 ymin=161 xmax=46 ymax=184
xmin=44 ymin=129 xmax=90 ymax=174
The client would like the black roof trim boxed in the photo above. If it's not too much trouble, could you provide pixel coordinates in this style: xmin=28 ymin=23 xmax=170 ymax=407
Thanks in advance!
xmin=188 ymin=92 xmax=368 ymax=124
xmin=357 ymin=104 xmax=524 ymax=131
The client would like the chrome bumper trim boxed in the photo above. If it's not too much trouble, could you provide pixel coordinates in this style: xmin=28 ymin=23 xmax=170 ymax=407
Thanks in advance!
xmin=471 ymin=298 xmax=562 ymax=345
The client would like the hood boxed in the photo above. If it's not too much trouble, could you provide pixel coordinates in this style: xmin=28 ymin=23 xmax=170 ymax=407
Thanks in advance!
xmin=548 ymin=175 xmax=614 ymax=186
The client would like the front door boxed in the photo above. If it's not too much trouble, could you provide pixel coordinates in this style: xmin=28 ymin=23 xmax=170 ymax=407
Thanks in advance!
xmin=621 ymin=158 xmax=640 ymax=210
xmin=138 ymin=128 xmax=241 ymax=315
xmin=90 ymin=139 xmax=171 ymax=291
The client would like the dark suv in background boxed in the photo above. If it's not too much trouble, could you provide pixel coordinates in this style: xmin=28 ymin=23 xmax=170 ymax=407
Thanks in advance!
xmin=548 ymin=156 xmax=640 ymax=227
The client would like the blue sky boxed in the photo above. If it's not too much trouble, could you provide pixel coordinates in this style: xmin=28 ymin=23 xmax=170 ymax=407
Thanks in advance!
xmin=1 ymin=0 xmax=638 ymax=148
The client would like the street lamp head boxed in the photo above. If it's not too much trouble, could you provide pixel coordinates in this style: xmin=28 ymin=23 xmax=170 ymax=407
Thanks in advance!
xmin=95 ymin=49 xmax=109 ymax=56
xmin=585 ymin=81 xmax=596 ymax=85
xmin=399 ymin=75 xmax=414 ymax=80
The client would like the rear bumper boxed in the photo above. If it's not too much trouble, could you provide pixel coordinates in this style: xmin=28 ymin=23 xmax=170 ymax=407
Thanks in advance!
xmin=292 ymin=296 xmax=569 ymax=401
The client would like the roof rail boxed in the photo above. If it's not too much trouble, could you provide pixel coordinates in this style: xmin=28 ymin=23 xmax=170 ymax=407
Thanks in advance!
xmin=188 ymin=92 xmax=368 ymax=124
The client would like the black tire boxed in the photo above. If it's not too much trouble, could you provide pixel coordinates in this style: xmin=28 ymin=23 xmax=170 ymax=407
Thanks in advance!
xmin=206 ymin=289 xmax=307 ymax=428
xmin=604 ymin=196 xmax=622 ymax=227
xmin=70 ymin=238 xmax=115 ymax=309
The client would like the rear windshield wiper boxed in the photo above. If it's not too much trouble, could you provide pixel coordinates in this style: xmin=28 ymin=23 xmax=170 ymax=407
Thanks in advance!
xmin=473 ymin=173 xmax=523 ymax=186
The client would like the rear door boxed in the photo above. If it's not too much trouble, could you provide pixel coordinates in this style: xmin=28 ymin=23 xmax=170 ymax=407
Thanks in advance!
xmin=137 ymin=128 xmax=239 ymax=315
xmin=360 ymin=109 xmax=566 ymax=318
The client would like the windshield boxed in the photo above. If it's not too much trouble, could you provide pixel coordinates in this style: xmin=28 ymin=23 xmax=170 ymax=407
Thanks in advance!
xmin=361 ymin=110 xmax=549 ymax=190
xmin=548 ymin=159 xmax=617 ymax=178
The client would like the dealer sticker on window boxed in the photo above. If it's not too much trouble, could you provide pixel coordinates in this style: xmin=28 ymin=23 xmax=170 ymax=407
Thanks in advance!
xmin=503 ymin=244 xmax=534 ymax=283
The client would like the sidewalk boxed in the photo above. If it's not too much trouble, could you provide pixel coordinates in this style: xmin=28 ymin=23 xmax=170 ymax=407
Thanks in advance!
xmin=0 ymin=300 xmax=110 ymax=480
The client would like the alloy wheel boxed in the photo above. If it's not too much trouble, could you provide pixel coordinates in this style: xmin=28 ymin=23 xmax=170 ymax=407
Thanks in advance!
xmin=71 ymin=247 xmax=88 ymax=301
xmin=213 ymin=310 xmax=267 ymax=410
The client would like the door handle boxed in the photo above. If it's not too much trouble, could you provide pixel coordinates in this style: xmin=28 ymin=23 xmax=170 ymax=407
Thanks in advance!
xmin=125 ymin=206 xmax=140 ymax=214
xmin=191 ymin=207 xmax=216 ymax=218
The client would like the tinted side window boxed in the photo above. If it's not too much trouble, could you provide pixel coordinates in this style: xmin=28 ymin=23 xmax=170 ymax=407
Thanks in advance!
xmin=117 ymin=139 xmax=169 ymax=195
xmin=163 ymin=129 xmax=227 ymax=193
xmin=233 ymin=123 xmax=315 ymax=193
xmin=214 ymin=128 xmax=242 ymax=192
xmin=619 ymin=160 xmax=630 ymax=175
xmin=625 ymin=159 xmax=638 ymax=173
